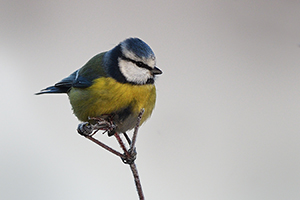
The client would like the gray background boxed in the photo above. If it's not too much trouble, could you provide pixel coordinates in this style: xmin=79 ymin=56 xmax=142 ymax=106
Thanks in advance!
xmin=1 ymin=1 xmax=300 ymax=199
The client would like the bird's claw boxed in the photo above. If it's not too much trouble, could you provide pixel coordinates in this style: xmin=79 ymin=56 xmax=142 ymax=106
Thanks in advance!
xmin=121 ymin=147 xmax=137 ymax=164
xmin=77 ymin=116 xmax=117 ymax=137
xmin=77 ymin=122 xmax=93 ymax=136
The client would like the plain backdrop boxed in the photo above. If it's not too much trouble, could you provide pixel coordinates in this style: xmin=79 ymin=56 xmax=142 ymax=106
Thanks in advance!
xmin=1 ymin=1 xmax=300 ymax=199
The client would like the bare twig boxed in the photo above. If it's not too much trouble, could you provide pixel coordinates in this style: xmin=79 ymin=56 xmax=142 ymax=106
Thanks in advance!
xmin=114 ymin=133 xmax=132 ymax=159
xmin=78 ymin=108 xmax=146 ymax=200
xmin=85 ymin=135 xmax=124 ymax=158
xmin=126 ymin=109 xmax=145 ymax=200
xmin=130 ymin=162 xmax=144 ymax=200
xmin=130 ymin=108 xmax=144 ymax=152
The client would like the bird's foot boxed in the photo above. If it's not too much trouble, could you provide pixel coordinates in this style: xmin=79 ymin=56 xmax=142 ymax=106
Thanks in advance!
xmin=121 ymin=147 xmax=137 ymax=164
xmin=77 ymin=116 xmax=117 ymax=137
xmin=88 ymin=116 xmax=117 ymax=136
xmin=77 ymin=122 xmax=93 ymax=136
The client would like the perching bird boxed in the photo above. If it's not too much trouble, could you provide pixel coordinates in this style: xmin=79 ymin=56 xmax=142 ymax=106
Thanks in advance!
xmin=36 ymin=38 xmax=162 ymax=136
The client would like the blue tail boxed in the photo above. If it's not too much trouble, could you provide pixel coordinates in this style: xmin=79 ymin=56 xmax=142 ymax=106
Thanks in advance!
xmin=35 ymin=69 xmax=94 ymax=95
xmin=35 ymin=86 xmax=69 ymax=95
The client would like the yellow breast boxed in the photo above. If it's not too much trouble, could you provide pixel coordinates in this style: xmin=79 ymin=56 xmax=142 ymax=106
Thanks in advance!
xmin=68 ymin=77 xmax=156 ymax=132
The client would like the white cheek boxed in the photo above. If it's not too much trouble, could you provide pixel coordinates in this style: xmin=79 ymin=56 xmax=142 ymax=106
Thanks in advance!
xmin=119 ymin=60 xmax=151 ymax=84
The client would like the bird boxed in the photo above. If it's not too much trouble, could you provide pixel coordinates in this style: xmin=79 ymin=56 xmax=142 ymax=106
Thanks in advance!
xmin=36 ymin=37 xmax=162 ymax=136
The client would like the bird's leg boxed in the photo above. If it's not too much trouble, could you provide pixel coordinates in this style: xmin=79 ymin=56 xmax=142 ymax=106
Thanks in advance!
xmin=123 ymin=132 xmax=132 ymax=145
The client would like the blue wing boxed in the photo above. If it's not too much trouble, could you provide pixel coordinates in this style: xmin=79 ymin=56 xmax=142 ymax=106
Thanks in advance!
xmin=36 ymin=52 xmax=107 ymax=95
xmin=35 ymin=70 xmax=93 ymax=95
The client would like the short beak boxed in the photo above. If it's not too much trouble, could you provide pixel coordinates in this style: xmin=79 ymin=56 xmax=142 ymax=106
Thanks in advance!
xmin=151 ymin=67 xmax=163 ymax=75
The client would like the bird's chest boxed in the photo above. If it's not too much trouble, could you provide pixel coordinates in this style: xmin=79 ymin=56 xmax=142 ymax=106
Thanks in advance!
xmin=69 ymin=78 xmax=156 ymax=131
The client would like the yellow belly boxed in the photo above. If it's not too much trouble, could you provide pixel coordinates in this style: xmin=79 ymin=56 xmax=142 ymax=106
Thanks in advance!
xmin=68 ymin=77 xmax=156 ymax=132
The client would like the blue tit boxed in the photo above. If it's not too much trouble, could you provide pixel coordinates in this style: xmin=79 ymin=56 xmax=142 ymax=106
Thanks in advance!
xmin=36 ymin=38 xmax=162 ymax=136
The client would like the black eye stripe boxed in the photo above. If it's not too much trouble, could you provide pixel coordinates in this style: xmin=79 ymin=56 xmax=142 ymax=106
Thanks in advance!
xmin=120 ymin=56 xmax=153 ymax=71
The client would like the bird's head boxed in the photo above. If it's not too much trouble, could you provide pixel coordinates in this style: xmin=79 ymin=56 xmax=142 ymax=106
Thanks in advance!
xmin=104 ymin=38 xmax=162 ymax=85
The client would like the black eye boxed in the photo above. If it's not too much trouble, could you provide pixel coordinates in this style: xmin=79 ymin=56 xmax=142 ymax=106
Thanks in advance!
xmin=120 ymin=55 xmax=153 ymax=71
xmin=136 ymin=62 xmax=144 ymax=68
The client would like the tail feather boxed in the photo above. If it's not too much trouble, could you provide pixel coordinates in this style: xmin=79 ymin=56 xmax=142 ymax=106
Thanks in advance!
xmin=35 ymin=86 xmax=69 ymax=95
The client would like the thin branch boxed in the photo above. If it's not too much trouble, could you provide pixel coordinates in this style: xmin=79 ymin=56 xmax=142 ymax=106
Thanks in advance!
xmin=130 ymin=162 xmax=144 ymax=200
xmin=114 ymin=133 xmax=131 ymax=159
xmin=84 ymin=135 xmax=124 ymax=158
xmin=79 ymin=108 xmax=146 ymax=200
xmin=130 ymin=108 xmax=145 ymax=151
